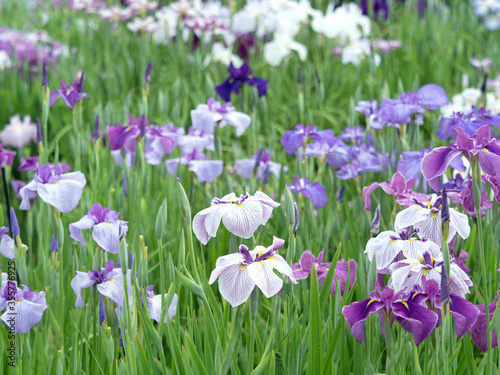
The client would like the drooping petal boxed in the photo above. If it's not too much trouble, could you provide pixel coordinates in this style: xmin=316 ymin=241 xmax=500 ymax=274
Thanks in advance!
xmin=332 ymin=259 xmax=357 ymax=296
xmin=264 ymin=254 xmax=297 ymax=284
xmin=188 ymin=160 xmax=223 ymax=183
xmin=0 ymin=234 xmax=14 ymax=259
xmin=448 ymin=207 xmax=470 ymax=242
xmin=37 ymin=179 xmax=85 ymax=213
xmin=470 ymin=303 xmax=499 ymax=352
xmin=421 ymin=147 xmax=463 ymax=181
xmin=394 ymin=205 xmax=429 ymax=233
xmin=1 ymin=293 xmax=47 ymax=333
xmin=147 ymin=293 xmax=178 ymax=323
xmin=19 ymin=180 xmax=39 ymax=210
xmin=221 ymin=201 xmax=264 ymax=239
xmin=92 ymin=222 xmax=121 ymax=253
xmin=97 ymin=270 xmax=125 ymax=308
xmin=393 ymin=300 xmax=438 ymax=346
xmin=449 ymin=294 xmax=480 ymax=339
xmin=342 ymin=298 xmax=384 ymax=343
xmin=365 ymin=231 xmax=401 ymax=270
xmin=71 ymin=271 xmax=94 ymax=307
xmin=216 ymin=264 xmax=255 ymax=307
xmin=246 ymin=261 xmax=283 ymax=298
xmin=192 ymin=206 xmax=223 ymax=245
xmin=221 ymin=111 xmax=252 ymax=137
xmin=416 ymin=84 xmax=449 ymax=110
xmin=68 ymin=216 xmax=96 ymax=246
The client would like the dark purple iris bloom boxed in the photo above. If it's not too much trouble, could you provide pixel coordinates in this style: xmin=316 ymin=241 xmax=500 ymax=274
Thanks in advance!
xmin=281 ymin=124 xmax=335 ymax=155
xmin=471 ymin=291 xmax=499 ymax=352
xmin=437 ymin=107 xmax=500 ymax=140
xmin=381 ymin=84 xmax=449 ymax=125
xmin=17 ymin=156 xmax=72 ymax=172
xmin=0 ymin=284 xmax=47 ymax=333
xmin=215 ymin=62 xmax=267 ymax=102
xmin=71 ymin=260 xmax=131 ymax=309
xmin=287 ymin=176 xmax=327 ymax=209
xmin=448 ymin=179 xmax=492 ymax=218
xmin=292 ymin=250 xmax=356 ymax=296
xmin=363 ymin=172 xmax=430 ymax=211
xmin=483 ymin=175 xmax=500 ymax=204
xmin=342 ymin=282 xmax=438 ymax=346
xmin=49 ymin=75 xmax=90 ymax=109
xmin=422 ymin=125 xmax=500 ymax=189
xmin=236 ymin=33 xmax=255 ymax=60
xmin=107 ymin=115 xmax=146 ymax=152
xmin=69 ymin=203 xmax=129 ymax=254
xmin=0 ymin=146 xmax=15 ymax=168
xmin=360 ymin=0 xmax=389 ymax=20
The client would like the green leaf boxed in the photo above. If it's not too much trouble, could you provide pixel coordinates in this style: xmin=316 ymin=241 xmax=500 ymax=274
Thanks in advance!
xmin=155 ymin=198 xmax=168 ymax=240
xmin=309 ymin=265 xmax=322 ymax=375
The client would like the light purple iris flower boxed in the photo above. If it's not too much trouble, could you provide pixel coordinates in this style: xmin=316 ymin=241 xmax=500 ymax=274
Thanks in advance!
xmin=336 ymin=142 xmax=388 ymax=181
xmin=0 ymin=281 xmax=47 ymax=334
xmin=362 ymin=172 xmax=430 ymax=211
xmin=389 ymin=251 xmax=473 ymax=298
xmin=193 ymin=191 xmax=280 ymax=245
xmin=471 ymin=291 xmax=499 ymax=352
xmin=234 ymin=149 xmax=286 ymax=181
xmin=437 ymin=107 xmax=500 ymax=140
xmin=292 ymin=250 xmax=357 ymax=296
xmin=19 ymin=164 xmax=86 ymax=213
xmin=300 ymin=139 xmax=352 ymax=169
xmin=0 ymin=227 xmax=14 ymax=259
xmin=342 ymin=283 xmax=438 ymax=346
xmin=0 ymin=145 xmax=16 ymax=168
xmin=286 ymin=176 xmax=327 ymax=209
xmin=69 ymin=203 xmax=128 ymax=253
xmin=144 ymin=124 xmax=182 ymax=165
xmin=208 ymin=237 xmax=296 ymax=307
xmin=166 ymin=149 xmax=223 ymax=183
xmin=49 ymin=75 xmax=90 ymax=109
xmin=281 ymin=124 xmax=335 ymax=155
xmin=191 ymin=98 xmax=251 ymax=137
xmin=395 ymin=194 xmax=470 ymax=245
xmin=422 ymin=125 xmax=500 ymax=189
xmin=178 ymin=127 xmax=215 ymax=154
xmin=380 ymin=84 xmax=449 ymax=125
xmin=17 ymin=156 xmax=72 ymax=172
xmin=365 ymin=228 xmax=440 ymax=271
xmin=353 ymin=102 xmax=387 ymax=130
xmin=143 ymin=285 xmax=178 ymax=323
xmin=71 ymin=260 xmax=132 ymax=308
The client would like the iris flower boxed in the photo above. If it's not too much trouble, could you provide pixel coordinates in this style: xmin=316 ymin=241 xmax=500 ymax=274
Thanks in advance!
xmin=215 ymin=62 xmax=268 ymax=102
xmin=143 ymin=285 xmax=178 ymax=323
xmin=234 ymin=149 xmax=286 ymax=181
xmin=208 ymin=237 xmax=296 ymax=307
xmin=19 ymin=164 xmax=86 ymax=213
xmin=166 ymin=149 xmax=223 ymax=183
xmin=69 ymin=203 xmax=129 ymax=253
xmin=286 ymin=176 xmax=327 ymax=209
xmin=281 ymin=124 xmax=335 ymax=155
xmin=193 ymin=191 xmax=280 ymax=245
xmin=0 ymin=227 xmax=14 ymax=259
xmin=49 ymin=74 xmax=90 ymax=109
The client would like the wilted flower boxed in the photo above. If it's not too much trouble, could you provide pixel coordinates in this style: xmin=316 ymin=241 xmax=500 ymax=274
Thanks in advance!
xmin=19 ymin=164 xmax=86 ymax=213
xmin=69 ymin=203 xmax=128 ymax=253
xmin=208 ymin=237 xmax=296 ymax=307
xmin=193 ymin=191 xmax=280 ymax=245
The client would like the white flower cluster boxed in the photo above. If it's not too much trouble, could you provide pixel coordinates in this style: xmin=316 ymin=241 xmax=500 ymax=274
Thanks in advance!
xmin=473 ymin=0 xmax=500 ymax=30
xmin=440 ymin=88 xmax=500 ymax=117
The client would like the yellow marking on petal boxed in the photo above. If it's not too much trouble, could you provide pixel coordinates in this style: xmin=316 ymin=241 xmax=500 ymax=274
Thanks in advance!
xmin=257 ymin=251 xmax=264 ymax=258
xmin=125 ymin=126 xmax=131 ymax=131
xmin=417 ymin=258 xmax=424 ymax=263
xmin=52 ymin=182 xmax=58 ymax=185
xmin=412 ymin=292 xmax=421 ymax=299
xmin=236 ymin=204 xmax=242 ymax=208
xmin=265 ymin=256 xmax=277 ymax=261
xmin=108 ymin=222 xmax=112 ymax=225
xmin=432 ymin=211 xmax=437 ymax=219
xmin=424 ymin=269 xmax=429 ymax=275
xmin=229 ymin=200 xmax=233 ymax=204
xmin=229 ymin=78 xmax=235 ymax=84
xmin=401 ymin=301 xmax=409 ymax=309
xmin=390 ymin=239 xmax=396 ymax=243
xmin=258 ymin=261 xmax=263 ymax=265
xmin=367 ymin=299 xmax=377 ymax=307
xmin=109 ymin=279 xmax=114 ymax=283
xmin=409 ymin=239 xmax=413 ymax=243
xmin=16 ymin=300 xmax=20 ymax=304
xmin=241 ymin=265 xmax=247 ymax=271
xmin=427 ymin=202 xmax=432 ymax=209
xmin=483 ymin=148 xmax=489 ymax=152
xmin=66 ymin=89 xmax=71 ymax=95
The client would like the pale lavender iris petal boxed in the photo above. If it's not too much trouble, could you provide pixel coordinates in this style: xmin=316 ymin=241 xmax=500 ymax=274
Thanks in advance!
xmin=69 ymin=216 xmax=96 ymax=246
xmin=192 ymin=206 xmax=224 ymax=245
xmin=416 ymin=83 xmax=449 ymax=110
xmin=188 ymin=160 xmax=223 ymax=183
xmin=221 ymin=201 xmax=263 ymax=239
xmin=394 ymin=205 xmax=428 ymax=233
xmin=253 ymin=191 xmax=280 ymax=224
xmin=37 ymin=179 xmax=85 ymax=213
xmin=147 ymin=293 xmax=178 ymax=323
xmin=263 ymin=254 xmax=297 ymax=284
xmin=97 ymin=270 xmax=125 ymax=308
xmin=364 ymin=231 xmax=401 ymax=270
xmin=92 ymin=222 xmax=121 ymax=254
xmin=234 ymin=159 xmax=255 ymax=179
xmin=71 ymin=271 xmax=93 ymax=307
xmin=191 ymin=108 xmax=222 ymax=134
xmin=0 ymin=233 xmax=14 ymax=259
xmin=19 ymin=180 xmax=39 ymax=210
xmin=448 ymin=208 xmax=471 ymax=242
xmin=0 ymin=292 xmax=47 ymax=333
xmin=165 ymin=158 xmax=183 ymax=178
xmin=221 ymin=111 xmax=251 ymax=137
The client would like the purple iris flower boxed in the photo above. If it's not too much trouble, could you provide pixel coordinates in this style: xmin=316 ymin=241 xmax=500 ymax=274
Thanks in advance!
xmin=483 ymin=174 xmax=500 ymax=204
xmin=17 ymin=156 xmax=72 ymax=172
xmin=281 ymin=124 xmax=335 ymax=155
xmin=342 ymin=282 xmax=438 ymax=346
xmin=292 ymin=250 xmax=357 ymax=296
xmin=143 ymin=285 xmax=178 ymax=323
xmin=360 ymin=0 xmax=389 ymax=20
xmin=0 ymin=283 xmax=47 ymax=333
xmin=286 ymin=177 xmax=327 ymax=209
xmin=19 ymin=164 xmax=86 ymax=213
xmin=437 ymin=107 xmax=500 ymax=140
xmin=69 ymin=203 xmax=129 ymax=254
xmin=11 ymin=180 xmax=36 ymax=202
xmin=380 ymin=84 xmax=449 ymax=125
xmin=71 ymin=260 xmax=131 ymax=309
xmin=215 ymin=62 xmax=267 ymax=102
xmin=354 ymin=102 xmax=388 ymax=129
xmin=471 ymin=291 xmax=499 ymax=352
xmin=178 ymin=127 xmax=215 ymax=154
xmin=0 ymin=227 xmax=14 ymax=259
xmin=234 ymin=149 xmax=286 ymax=180
xmin=422 ymin=125 xmax=500 ymax=188
xmin=49 ymin=75 xmax=90 ymax=109
xmin=448 ymin=179 xmax=492 ymax=218
xmin=191 ymin=98 xmax=251 ymax=137
xmin=208 ymin=237 xmax=296 ymax=307
xmin=166 ymin=149 xmax=223 ymax=183
xmin=301 ymin=139 xmax=352 ymax=169
xmin=336 ymin=143 xmax=388 ymax=181
xmin=0 ymin=145 xmax=15 ymax=168
xmin=363 ymin=172 xmax=430 ymax=211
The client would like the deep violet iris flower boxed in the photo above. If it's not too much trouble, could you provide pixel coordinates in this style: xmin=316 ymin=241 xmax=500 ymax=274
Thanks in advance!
xmin=69 ymin=203 xmax=129 ymax=253
xmin=292 ymin=249 xmax=357 ymax=296
xmin=286 ymin=176 xmax=327 ymax=209
xmin=208 ymin=237 xmax=296 ymax=307
xmin=470 ymin=291 xmax=499 ymax=352
xmin=215 ymin=62 xmax=267 ymax=102
xmin=342 ymin=282 xmax=438 ymax=346
xmin=422 ymin=125 xmax=500 ymax=188
xmin=19 ymin=164 xmax=86 ymax=213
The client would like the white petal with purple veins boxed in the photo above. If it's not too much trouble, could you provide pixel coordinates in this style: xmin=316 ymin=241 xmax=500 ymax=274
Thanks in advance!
xmin=216 ymin=264 xmax=255 ymax=307
xmin=246 ymin=261 xmax=283 ymax=298
xmin=221 ymin=201 xmax=263 ymax=239
xmin=71 ymin=271 xmax=94 ymax=307
xmin=19 ymin=180 xmax=39 ymax=210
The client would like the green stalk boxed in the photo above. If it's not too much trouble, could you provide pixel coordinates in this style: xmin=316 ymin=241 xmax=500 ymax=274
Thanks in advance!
xmin=247 ymin=288 xmax=258 ymax=374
